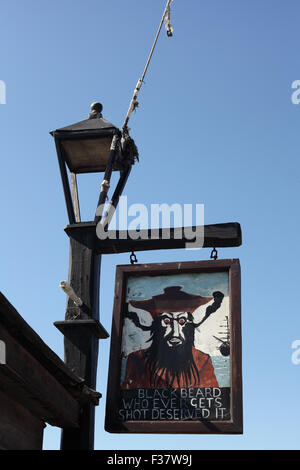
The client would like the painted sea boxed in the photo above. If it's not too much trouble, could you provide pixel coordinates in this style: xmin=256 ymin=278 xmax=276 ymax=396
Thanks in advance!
xmin=212 ymin=356 xmax=230 ymax=387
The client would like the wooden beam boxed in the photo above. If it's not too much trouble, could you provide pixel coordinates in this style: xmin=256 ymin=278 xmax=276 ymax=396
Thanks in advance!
xmin=0 ymin=293 xmax=102 ymax=415
xmin=64 ymin=222 xmax=242 ymax=254
xmin=54 ymin=319 xmax=109 ymax=340
xmin=0 ymin=293 xmax=83 ymax=389
xmin=0 ymin=389 xmax=45 ymax=450
xmin=59 ymin=235 xmax=102 ymax=449
xmin=0 ymin=326 xmax=80 ymax=428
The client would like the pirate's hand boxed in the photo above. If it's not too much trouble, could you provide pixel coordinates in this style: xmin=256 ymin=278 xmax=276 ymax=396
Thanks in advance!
xmin=212 ymin=291 xmax=224 ymax=300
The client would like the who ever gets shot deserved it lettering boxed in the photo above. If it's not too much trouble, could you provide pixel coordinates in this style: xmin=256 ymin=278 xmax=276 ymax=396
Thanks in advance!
xmin=119 ymin=387 xmax=230 ymax=421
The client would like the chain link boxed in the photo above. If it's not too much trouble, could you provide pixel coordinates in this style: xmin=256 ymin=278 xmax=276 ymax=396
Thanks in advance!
xmin=130 ymin=251 xmax=138 ymax=265
xmin=210 ymin=247 xmax=218 ymax=260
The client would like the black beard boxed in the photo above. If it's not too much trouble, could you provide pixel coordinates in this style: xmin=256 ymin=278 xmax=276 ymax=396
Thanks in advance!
xmin=144 ymin=316 xmax=200 ymax=388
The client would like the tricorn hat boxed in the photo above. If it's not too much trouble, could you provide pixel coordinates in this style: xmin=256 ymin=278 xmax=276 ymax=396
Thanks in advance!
xmin=129 ymin=286 xmax=213 ymax=318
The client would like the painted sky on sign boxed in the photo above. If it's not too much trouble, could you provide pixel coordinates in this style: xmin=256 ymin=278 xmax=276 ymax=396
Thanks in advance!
xmin=126 ymin=271 xmax=229 ymax=300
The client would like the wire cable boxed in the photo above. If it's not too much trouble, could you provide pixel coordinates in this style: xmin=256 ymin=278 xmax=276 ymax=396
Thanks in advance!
xmin=122 ymin=0 xmax=174 ymax=133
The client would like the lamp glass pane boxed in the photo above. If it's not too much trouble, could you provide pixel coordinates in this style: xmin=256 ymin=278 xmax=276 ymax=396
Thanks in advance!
xmin=62 ymin=136 xmax=113 ymax=173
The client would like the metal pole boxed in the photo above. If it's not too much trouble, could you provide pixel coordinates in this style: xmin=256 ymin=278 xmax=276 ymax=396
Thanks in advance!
xmin=94 ymin=133 xmax=119 ymax=224
xmin=54 ymin=136 xmax=76 ymax=225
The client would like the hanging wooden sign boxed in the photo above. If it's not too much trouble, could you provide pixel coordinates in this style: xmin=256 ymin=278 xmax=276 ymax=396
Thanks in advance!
xmin=105 ymin=259 xmax=242 ymax=434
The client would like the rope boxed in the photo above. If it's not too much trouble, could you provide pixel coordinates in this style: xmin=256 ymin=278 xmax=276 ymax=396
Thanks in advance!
xmin=122 ymin=0 xmax=174 ymax=134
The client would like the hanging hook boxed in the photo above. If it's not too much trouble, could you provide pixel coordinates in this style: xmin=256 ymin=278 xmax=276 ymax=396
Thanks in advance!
xmin=130 ymin=251 xmax=138 ymax=265
xmin=210 ymin=247 xmax=218 ymax=261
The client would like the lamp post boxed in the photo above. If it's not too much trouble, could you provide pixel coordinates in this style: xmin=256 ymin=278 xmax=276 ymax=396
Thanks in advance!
xmin=50 ymin=102 xmax=242 ymax=449
xmin=50 ymin=103 xmax=138 ymax=450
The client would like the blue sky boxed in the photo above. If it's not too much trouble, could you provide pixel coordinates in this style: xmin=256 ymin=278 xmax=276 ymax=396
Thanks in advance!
xmin=0 ymin=0 xmax=300 ymax=450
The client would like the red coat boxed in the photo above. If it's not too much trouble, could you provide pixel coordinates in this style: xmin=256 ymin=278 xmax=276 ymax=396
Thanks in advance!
xmin=121 ymin=347 xmax=218 ymax=389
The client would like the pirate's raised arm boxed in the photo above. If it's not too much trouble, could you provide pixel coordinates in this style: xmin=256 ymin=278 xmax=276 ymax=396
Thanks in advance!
xmin=125 ymin=305 xmax=152 ymax=331
xmin=194 ymin=291 xmax=224 ymax=328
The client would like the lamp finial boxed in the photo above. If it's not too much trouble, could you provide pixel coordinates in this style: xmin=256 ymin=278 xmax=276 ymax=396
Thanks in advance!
xmin=89 ymin=102 xmax=103 ymax=119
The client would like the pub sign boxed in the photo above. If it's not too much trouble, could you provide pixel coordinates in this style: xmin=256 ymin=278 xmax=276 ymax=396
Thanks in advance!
xmin=105 ymin=259 xmax=242 ymax=433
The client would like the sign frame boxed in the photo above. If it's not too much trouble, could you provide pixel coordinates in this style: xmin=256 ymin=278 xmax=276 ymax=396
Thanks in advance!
xmin=105 ymin=259 xmax=242 ymax=434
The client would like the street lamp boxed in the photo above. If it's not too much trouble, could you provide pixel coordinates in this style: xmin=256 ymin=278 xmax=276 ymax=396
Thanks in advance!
xmin=51 ymin=102 xmax=138 ymax=225
xmin=50 ymin=103 xmax=138 ymax=450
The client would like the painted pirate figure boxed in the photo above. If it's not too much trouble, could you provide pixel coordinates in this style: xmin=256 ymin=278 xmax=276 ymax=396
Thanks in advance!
xmin=121 ymin=286 xmax=224 ymax=389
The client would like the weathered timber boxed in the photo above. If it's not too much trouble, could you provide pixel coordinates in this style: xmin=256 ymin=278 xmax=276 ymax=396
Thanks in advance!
xmin=0 ymin=292 xmax=102 ymax=449
xmin=0 ymin=389 xmax=44 ymax=450
xmin=64 ymin=222 xmax=242 ymax=254
xmin=54 ymin=319 xmax=109 ymax=340
xmin=0 ymin=293 xmax=83 ymax=389
xmin=58 ymin=233 xmax=103 ymax=450
xmin=0 ymin=325 xmax=80 ymax=428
